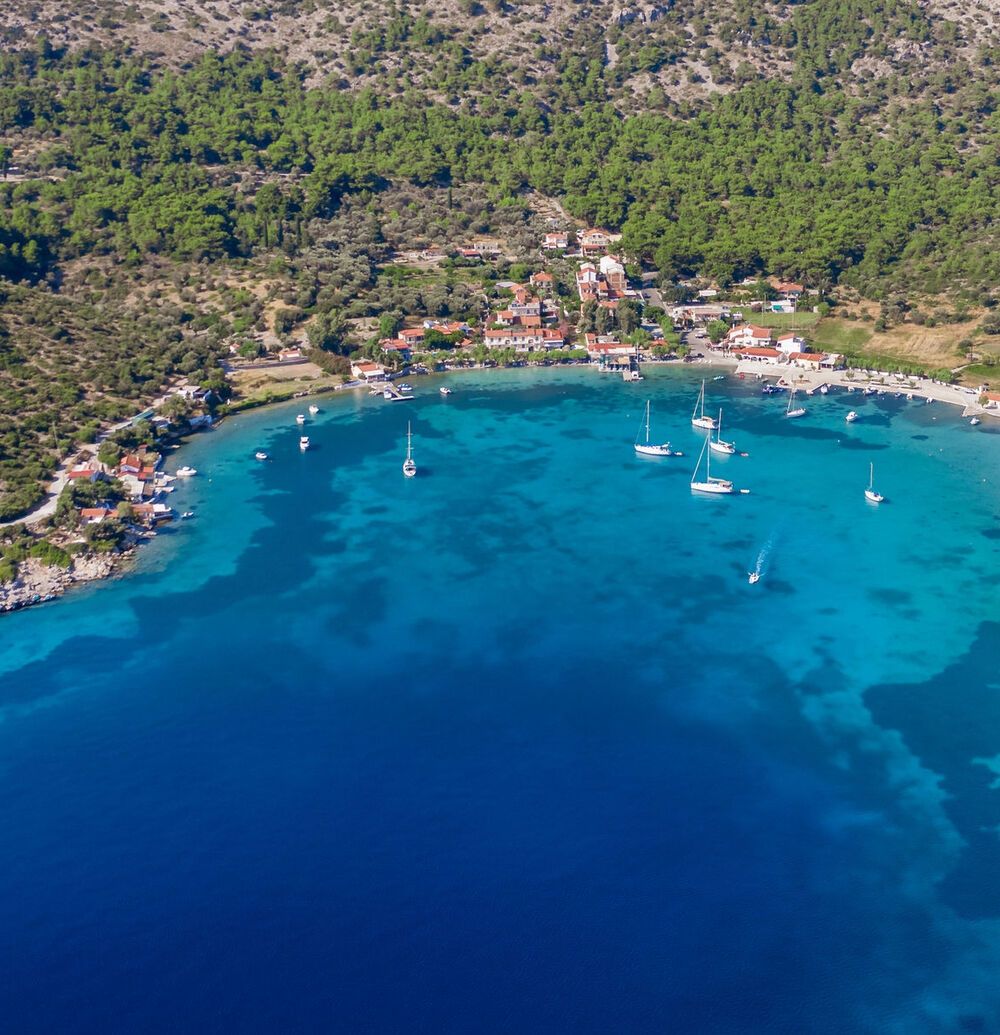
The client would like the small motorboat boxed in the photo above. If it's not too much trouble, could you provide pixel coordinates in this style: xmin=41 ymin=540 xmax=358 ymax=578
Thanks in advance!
xmin=439 ymin=386 xmax=452 ymax=396
xmin=713 ymin=374 xmax=725 ymax=381
xmin=176 ymin=466 xmax=197 ymax=477
xmin=748 ymin=572 xmax=760 ymax=585
xmin=308 ymin=404 xmax=319 ymax=415
xmin=299 ymin=436 xmax=310 ymax=452
xmin=819 ymin=384 xmax=829 ymax=395
xmin=398 ymin=383 xmax=413 ymax=392
xmin=970 ymin=417 xmax=981 ymax=426
xmin=255 ymin=451 xmax=269 ymax=461
xmin=181 ymin=511 xmax=194 ymax=520
xmin=846 ymin=411 xmax=858 ymax=423
xmin=296 ymin=413 xmax=306 ymax=424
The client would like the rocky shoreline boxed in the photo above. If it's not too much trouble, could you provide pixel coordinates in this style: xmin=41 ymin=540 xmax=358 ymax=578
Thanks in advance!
xmin=0 ymin=551 xmax=132 ymax=614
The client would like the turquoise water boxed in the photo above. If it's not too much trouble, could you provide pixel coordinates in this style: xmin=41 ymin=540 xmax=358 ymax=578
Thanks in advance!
xmin=2 ymin=367 xmax=1000 ymax=1032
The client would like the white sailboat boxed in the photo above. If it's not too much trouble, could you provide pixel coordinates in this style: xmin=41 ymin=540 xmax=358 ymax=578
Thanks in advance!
xmin=403 ymin=422 xmax=417 ymax=477
xmin=864 ymin=462 xmax=884 ymax=503
xmin=634 ymin=400 xmax=681 ymax=457
xmin=690 ymin=435 xmax=734 ymax=495
xmin=691 ymin=380 xmax=718 ymax=430
xmin=709 ymin=408 xmax=736 ymax=455
xmin=785 ymin=389 xmax=806 ymax=419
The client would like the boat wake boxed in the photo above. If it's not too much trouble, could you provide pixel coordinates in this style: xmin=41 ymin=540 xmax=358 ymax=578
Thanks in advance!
xmin=750 ymin=533 xmax=776 ymax=582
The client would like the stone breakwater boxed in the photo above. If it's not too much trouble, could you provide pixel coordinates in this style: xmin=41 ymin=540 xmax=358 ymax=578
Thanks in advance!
xmin=0 ymin=553 xmax=126 ymax=613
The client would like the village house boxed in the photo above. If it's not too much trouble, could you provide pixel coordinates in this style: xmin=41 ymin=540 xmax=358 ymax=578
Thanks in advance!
xmin=484 ymin=327 xmax=564 ymax=352
xmin=529 ymin=271 xmax=554 ymax=290
xmin=542 ymin=232 xmax=569 ymax=251
xmin=79 ymin=507 xmax=115 ymax=525
xmin=733 ymin=346 xmax=784 ymax=365
xmin=787 ymin=352 xmax=825 ymax=370
xmin=726 ymin=324 xmax=775 ymax=350
xmin=458 ymin=239 xmax=501 ymax=258
xmin=776 ymin=333 xmax=807 ymax=355
xmin=421 ymin=319 xmax=470 ymax=334
xmin=579 ymin=228 xmax=621 ymax=255
xmin=380 ymin=339 xmax=412 ymax=361
xmin=277 ymin=347 xmax=304 ymax=362
xmin=575 ymin=256 xmax=631 ymax=307
xmin=668 ymin=304 xmax=731 ymax=327
xmin=350 ymin=361 xmax=388 ymax=381
xmin=983 ymin=391 xmax=1000 ymax=410
xmin=583 ymin=334 xmax=635 ymax=361
xmin=599 ymin=255 xmax=628 ymax=295
xmin=774 ymin=281 xmax=804 ymax=299
xmin=399 ymin=328 xmax=426 ymax=348
xmin=67 ymin=462 xmax=106 ymax=483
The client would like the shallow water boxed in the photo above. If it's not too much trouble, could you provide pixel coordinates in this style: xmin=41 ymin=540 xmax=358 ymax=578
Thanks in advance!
xmin=2 ymin=367 xmax=999 ymax=1032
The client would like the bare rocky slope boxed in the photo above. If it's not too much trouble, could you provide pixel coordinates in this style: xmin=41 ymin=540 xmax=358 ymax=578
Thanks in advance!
xmin=2 ymin=0 xmax=995 ymax=112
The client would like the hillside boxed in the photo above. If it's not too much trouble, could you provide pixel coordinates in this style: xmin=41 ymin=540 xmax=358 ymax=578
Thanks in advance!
xmin=2 ymin=0 xmax=997 ymax=111
xmin=3 ymin=0 xmax=1000 ymax=517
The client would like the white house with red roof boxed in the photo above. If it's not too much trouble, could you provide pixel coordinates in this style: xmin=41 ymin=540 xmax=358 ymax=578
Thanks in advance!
xmin=788 ymin=351 xmax=824 ymax=369
xmin=579 ymin=228 xmax=621 ymax=254
xmin=542 ymin=232 xmax=569 ymax=251
xmin=726 ymin=324 xmax=774 ymax=349
xmin=776 ymin=333 xmax=806 ymax=354
xmin=351 ymin=361 xmax=387 ymax=381
xmin=380 ymin=339 xmax=412 ymax=361
xmin=733 ymin=346 xmax=784 ymax=365
xmin=484 ymin=327 xmax=564 ymax=352
xmin=583 ymin=334 xmax=635 ymax=360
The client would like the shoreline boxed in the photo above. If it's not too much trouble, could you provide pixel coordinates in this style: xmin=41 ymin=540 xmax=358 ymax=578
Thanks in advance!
xmin=1 ymin=353 xmax=991 ymax=616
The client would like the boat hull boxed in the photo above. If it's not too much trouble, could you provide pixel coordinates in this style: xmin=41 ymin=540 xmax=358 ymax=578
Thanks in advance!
xmin=709 ymin=440 xmax=736 ymax=455
xmin=786 ymin=408 xmax=806 ymax=419
xmin=864 ymin=490 xmax=884 ymax=503
xmin=634 ymin=444 xmax=676 ymax=457
xmin=692 ymin=417 xmax=718 ymax=430
xmin=691 ymin=481 xmax=735 ymax=495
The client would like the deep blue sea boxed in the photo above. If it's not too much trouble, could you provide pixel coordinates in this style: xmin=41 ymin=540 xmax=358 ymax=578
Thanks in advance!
xmin=3 ymin=367 xmax=1000 ymax=1033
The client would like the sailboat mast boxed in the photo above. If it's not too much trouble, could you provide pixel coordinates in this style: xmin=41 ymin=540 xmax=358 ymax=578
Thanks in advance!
xmin=645 ymin=400 xmax=651 ymax=444
xmin=407 ymin=421 xmax=412 ymax=460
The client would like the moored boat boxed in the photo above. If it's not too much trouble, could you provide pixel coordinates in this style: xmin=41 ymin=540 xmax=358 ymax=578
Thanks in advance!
xmin=846 ymin=411 xmax=858 ymax=423
xmin=308 ymin=404 xmax=319 ymax=415
xmin=255 ymin=451 xmax=269 ymax=461
xmin=691 ymin=379 xmax=718 ymax=430
xmin=709 ymin=408 xmax=736 ymax=455
xmin=296 ymin=413 xmax=306 ymax=424
xmin=439 ymin=386 xmax=452 ymax=396
xmin=403 ymin=422 xmax=417 ymax=478
xmin=690 ymin=436 xmax=735 ymax=495
xmin=176 ymin=466 xmax=197 ymax=477
xmin=299 ymin=436 xmax=310 ymax=452
xmin=864 ymin=462 xmax=884 ymax=503
xmin=634 ymin=400 xmax=682 ymax=457
xmin=785 ymin=389 xmax=806 ymax=419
